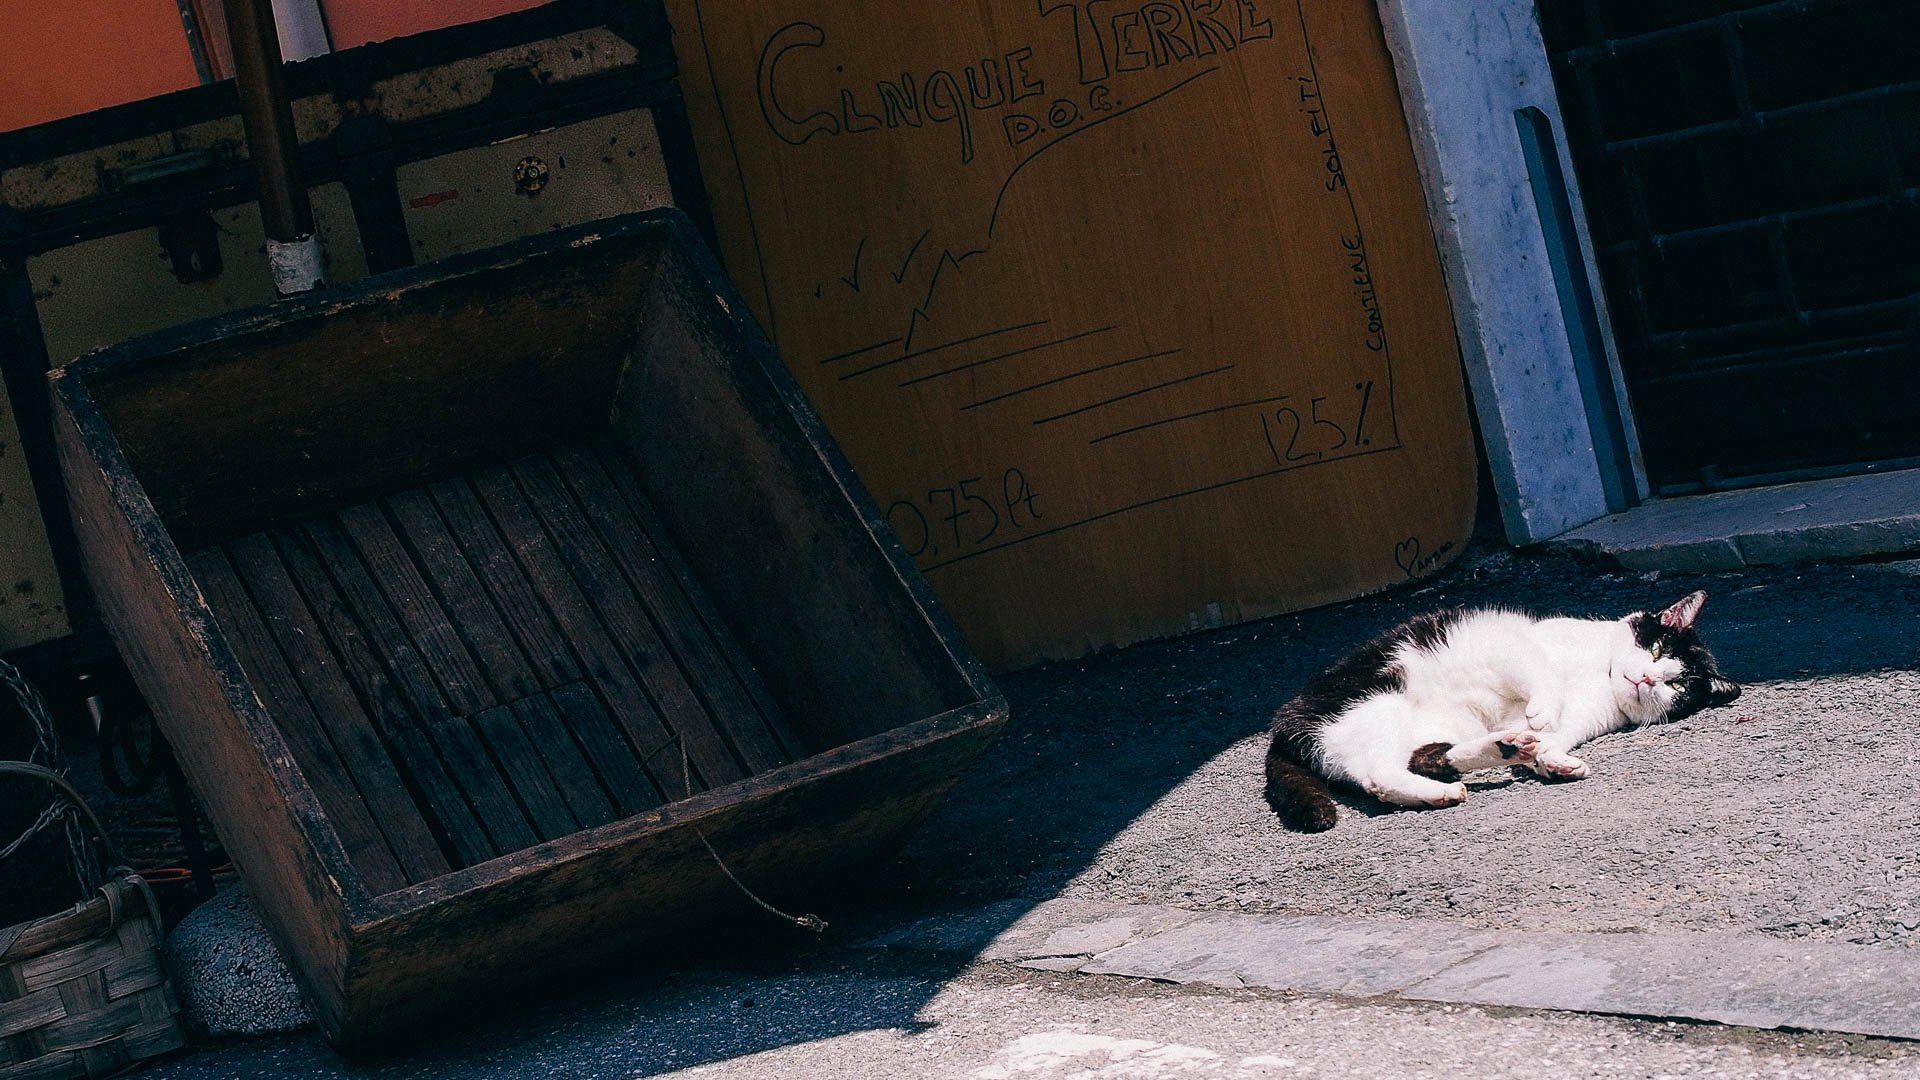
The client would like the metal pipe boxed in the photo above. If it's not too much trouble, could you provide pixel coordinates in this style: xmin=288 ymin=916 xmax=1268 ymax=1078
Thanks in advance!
xmin=223 ymin=0 xmax=322 ymax=294
xmin=271 ymin=0 xmax=333 ymax=63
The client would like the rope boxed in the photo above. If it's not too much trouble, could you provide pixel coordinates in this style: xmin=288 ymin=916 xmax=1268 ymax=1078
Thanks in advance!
xmin=678 ymin=738 xmax=826 ymax=934
xmin=0 ymin=659 xmax=102 ymax=892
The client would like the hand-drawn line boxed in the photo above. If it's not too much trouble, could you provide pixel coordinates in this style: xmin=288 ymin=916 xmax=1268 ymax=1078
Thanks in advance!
xmin=986 ymin=65 xmax=1221 ymax=239
xmin=840 ymin=235 xmax=866 ymax=292
xmin=897 ymin=326 xmax=1119 ymax=387
xmin=960 ymin=348 xmax=1183 ymax=410
xmin=1294 ymin=0 xmax=1400 ymax=445
xmin=892 ymin=230 xmax=931 ymax=284
xmin=1087 ymin=395 xmax=1296 ymax=444
xmin=819 ymin=337 xmax=904 ymax=365
xmin=839 ymin=319 xmax=1050 ymax=380
xmin=898 ymin=307 xmax=929 ymax=353
xmin=919 ymin=442 xmax=1406 ymax=571
xmin=917 ymin=247 xmax=986 ymax=311
xmin=903 ymin=308 xmax=935 ymax=354
xmin=893 ymin=66 xmax=1218 ymax=349
xmin=688 ymin=0 xmax=779 ymax=344
xmin=1030 ymin=365 xmax=1236 ymax=425
xmin=902 ymin=246 xmax=988 ymax=350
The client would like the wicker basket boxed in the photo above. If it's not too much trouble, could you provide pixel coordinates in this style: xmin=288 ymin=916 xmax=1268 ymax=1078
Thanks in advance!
xmin=0 ymin=763 xmax=184 ymax=1079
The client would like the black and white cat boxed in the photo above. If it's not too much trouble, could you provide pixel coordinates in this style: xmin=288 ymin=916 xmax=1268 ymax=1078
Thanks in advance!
xmin=1264 ymin=590 xmax=1740 ymax=832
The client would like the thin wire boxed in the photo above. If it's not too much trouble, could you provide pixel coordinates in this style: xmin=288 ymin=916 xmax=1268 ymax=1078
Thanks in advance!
xmin=0 ymin=800 xmax=68 ymax=861
xmin=0 ymin=658 xmax=100 ymax=893
xmin=680 ymin=737 xmax=826 ymax=934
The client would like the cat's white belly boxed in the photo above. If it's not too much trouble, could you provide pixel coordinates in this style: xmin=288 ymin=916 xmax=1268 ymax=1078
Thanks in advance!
xmin=1314 ymin=691 xmax=1488 ymax=781
xmin=1403 ymin=673 xmax=1528 ymax=732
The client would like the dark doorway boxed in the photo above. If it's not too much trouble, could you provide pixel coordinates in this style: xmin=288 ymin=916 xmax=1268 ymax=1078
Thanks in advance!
xmin=1538 ymin=0 xmax=1920 ymax=495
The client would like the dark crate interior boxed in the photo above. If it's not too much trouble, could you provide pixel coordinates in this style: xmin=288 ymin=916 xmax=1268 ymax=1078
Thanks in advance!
xmin=1539 ymin=0 xmax=1920 ymax=493
xmin=184 ymin=441 xmax=806 ymax=892
xmin=71 ymin=222 xmax=980 ymax=897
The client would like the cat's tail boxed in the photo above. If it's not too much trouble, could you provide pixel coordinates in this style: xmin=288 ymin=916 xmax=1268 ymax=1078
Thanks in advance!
xmin=1263 ymin=738 xmax=1339 ymax=832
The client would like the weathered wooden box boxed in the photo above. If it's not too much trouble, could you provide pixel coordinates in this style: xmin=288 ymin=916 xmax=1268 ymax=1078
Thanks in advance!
xmin=48 ymin=210 xmax=1006 ymax=1046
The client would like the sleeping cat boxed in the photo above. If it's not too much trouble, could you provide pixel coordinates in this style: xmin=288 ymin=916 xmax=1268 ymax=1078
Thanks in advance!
xmin=1264 ymin=590 xmax=1739 ymax=832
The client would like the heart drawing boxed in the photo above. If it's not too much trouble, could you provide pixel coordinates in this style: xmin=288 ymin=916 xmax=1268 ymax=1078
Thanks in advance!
xmin=1393 ymin=537 xmax=1421 ymax=577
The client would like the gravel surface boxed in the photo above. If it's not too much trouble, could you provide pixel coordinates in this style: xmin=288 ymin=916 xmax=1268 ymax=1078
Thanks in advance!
xmin=891 ymin=546 xmax=1920 ymax=946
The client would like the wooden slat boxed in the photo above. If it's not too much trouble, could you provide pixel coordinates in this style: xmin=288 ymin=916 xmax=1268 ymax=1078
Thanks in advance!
xmin=421 ymin=476 xmax=582 ymax=688
xmin=296 ymin=518 xmax=540 ymax=863
xmin=428 ymin=477 xmax=660 ymax=810
xmin=546 ymin=682 xmax=661 ymax=816
xmin=382 ymin=490 xmax=544 ymax=701
xmin=185 ymin=547 xmax=409 ymax=893
xmin=506 ymin=456 xmax=748 ymax=788
xmin=509 ymin=691 xmax=620 ymax=828
xmin=460 ymin=467 xmax=691 ymax=800
xmin=336 ymin=503 xmax=495 ymax=717
xmin=300 ymin=518 xmax=457 ymax=724
xmin=565 ymin=442 xmax=804 ymax=768
xmin=469 ymin=705 xmax=578 ymax=841
xmin=271 ymin=528 xmax=496 ymax=868
xmin=593 ymin=442 xmax=798 ymax=753
xmin=423 ymin=717 xmax=539 ymax=855
xmin=221 ymin=535 xmax=452 ymax=885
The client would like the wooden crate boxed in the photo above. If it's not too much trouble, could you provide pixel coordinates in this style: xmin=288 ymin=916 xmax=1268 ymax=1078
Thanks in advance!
xmin=47 ymin=210 xmax=1007 ymax=1046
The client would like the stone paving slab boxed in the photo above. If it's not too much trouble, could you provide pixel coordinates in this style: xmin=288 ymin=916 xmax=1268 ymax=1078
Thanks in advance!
xmin=878 ymin=898 xmax=1920 ymax=1040
xmin=1407 ymin=930 xmax=1920 ymax=1039
xmin=1547 ymin=469 xmax=1920 ymax=572
xmin=1078 ymin=916 xmax=1505 ymax=996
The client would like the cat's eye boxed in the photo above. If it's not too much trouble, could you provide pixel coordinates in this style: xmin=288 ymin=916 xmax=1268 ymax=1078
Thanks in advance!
xmin=1649 ymin=643 xmax=1663 ymax=659
xmin=1667 ymin=679 xmax=1684 ymax=690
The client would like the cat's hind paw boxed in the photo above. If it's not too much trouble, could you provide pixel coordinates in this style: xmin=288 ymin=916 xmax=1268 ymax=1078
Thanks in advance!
xmin=1424 ymin=782 xmax=1468 ymax=808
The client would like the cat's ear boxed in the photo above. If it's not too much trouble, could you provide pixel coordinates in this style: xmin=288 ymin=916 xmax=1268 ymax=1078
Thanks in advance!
xmin=1658 ymin=590 xmax=1708 ymax=631
xmin=1707 ymin=677 xmax=1740 ymax=706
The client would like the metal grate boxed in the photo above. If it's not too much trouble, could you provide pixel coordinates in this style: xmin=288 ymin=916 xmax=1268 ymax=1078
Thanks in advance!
xmin=1539 ymin=0 xmax=1920 ymax=494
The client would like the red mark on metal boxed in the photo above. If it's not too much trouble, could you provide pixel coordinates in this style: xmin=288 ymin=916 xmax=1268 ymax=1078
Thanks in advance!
xmin=409 ymin=189 xmax=460 ymax=209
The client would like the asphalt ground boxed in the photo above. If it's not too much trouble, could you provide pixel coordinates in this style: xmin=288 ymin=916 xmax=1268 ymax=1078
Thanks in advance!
xmin=136 ymin=541 xmax=1920 ymax=1077
xmin=895 ymin=544 xmax=1920 ymax=946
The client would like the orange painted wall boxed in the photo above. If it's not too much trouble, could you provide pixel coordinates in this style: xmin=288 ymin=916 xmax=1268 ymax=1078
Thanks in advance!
xmin=0 ymin=0 xmax=202 ymax=132
xmin=321 ymin=0 xmax=549 ymax=49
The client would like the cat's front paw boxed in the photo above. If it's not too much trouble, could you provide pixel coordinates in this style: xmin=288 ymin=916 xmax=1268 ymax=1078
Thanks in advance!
xmin=1424 ymin=782 xmax=1468 ymax=807
xmin=1534 ymin=753 xmax=1589 ymax=781
xmin=1493 ymin=731 xmax=1540 ymax=763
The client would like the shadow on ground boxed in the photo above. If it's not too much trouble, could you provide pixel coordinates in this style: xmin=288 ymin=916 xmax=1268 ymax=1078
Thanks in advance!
xmin=140 ymin=544 xmax=1920 ymax=1077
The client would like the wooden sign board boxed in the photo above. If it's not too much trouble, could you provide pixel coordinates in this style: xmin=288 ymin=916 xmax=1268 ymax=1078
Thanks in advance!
xmin=664 ymin=0 xmax=1477 ymax=668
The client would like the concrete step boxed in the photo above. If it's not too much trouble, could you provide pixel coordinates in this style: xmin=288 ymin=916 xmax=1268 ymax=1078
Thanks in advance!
xmin=1546 ymin=469 xmax=1920 ymax=573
